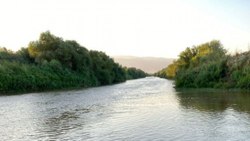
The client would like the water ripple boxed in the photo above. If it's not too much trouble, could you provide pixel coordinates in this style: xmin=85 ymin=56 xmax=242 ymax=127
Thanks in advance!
xmin=1 ymin=77 xmax=250 ymax=140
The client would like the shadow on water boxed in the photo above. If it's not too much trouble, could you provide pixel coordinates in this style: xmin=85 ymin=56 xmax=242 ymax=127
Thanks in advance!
xmin=175 ymin=89 xmax=250 ymax=113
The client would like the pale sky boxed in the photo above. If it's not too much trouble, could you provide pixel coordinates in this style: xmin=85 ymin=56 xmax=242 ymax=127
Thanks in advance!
xmin=0 ymin=0 xmax=250 ymax=58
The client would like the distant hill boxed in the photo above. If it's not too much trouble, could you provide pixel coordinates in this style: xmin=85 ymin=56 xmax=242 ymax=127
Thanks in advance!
xmin=113 ymin=56 xmax=174 ymax=74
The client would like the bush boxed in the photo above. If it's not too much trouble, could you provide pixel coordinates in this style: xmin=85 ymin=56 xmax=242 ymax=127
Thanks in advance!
xmin=0 ymin=32 xmax=147 ymax=94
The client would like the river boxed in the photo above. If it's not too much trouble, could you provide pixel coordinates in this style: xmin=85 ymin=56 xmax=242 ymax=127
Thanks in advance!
xmin=1 ymin=77 xmax=250 ymax=140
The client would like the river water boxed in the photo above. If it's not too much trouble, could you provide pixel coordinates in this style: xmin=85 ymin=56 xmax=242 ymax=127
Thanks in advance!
xmin=1 ymin=77 xmax=250 ymax=140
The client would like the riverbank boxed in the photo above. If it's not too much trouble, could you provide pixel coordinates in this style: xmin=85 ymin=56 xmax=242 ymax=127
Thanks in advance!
xmin=0 ymin=32 xmax=147 ymax=94
xmin=155 ymin=40 xmax=250 ymax=89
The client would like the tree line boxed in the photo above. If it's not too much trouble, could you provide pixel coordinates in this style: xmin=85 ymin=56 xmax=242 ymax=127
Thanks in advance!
xmin=155 ymin=40 xmax=250 ymax=89
xmin=0 ymin=31 xmax=147 ymax=94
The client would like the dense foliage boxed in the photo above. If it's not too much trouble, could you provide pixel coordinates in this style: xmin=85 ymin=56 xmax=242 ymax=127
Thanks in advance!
xmin=0 ymin=32 xmax=147 ymax=93
xmin=125 ymin=67 xmax=148 ymax=80
xmin=155 ymin=40 xmax=250 ymax=89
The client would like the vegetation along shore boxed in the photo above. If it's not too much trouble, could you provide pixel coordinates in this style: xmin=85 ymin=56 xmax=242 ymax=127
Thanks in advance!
xmin=155 ymin=40 xmax=250 ymax=89
xmin=0 ymin=32 xmax=147 ymax=94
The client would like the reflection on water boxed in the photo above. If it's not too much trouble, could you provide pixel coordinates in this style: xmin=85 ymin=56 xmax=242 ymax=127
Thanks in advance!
xmin=176 ymin=89 xmax=250 ymax=112
xmin=1 ymin=77 xmax=250 ymax=140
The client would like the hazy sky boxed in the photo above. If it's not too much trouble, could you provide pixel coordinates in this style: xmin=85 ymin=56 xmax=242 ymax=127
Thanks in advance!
xmin=0 ymin=0 xmax=250 ymax=58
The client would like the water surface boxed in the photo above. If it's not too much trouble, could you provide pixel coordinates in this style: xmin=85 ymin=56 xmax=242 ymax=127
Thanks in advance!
xmin=1 ymin=77 xmax=250 ymax=140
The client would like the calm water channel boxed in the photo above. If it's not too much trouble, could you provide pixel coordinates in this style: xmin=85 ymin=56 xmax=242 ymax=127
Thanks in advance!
xmin=1 ymin=77 xmax=250 ymax=140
